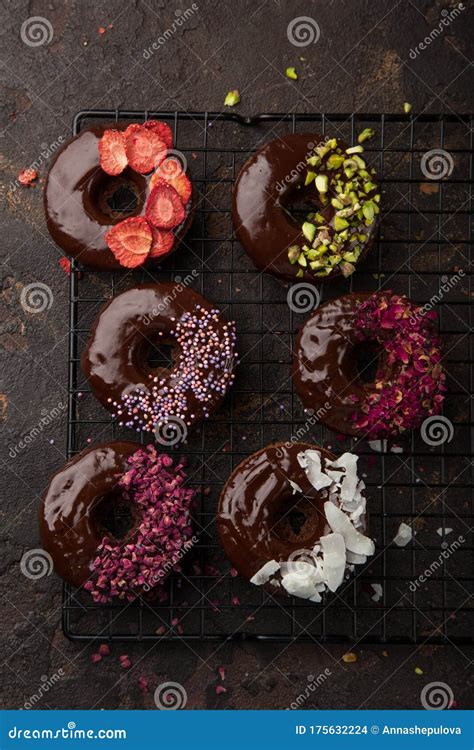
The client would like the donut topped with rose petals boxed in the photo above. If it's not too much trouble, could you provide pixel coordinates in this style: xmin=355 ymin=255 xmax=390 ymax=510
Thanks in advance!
xmin=44 ymin=121 xmax=194 ymax=270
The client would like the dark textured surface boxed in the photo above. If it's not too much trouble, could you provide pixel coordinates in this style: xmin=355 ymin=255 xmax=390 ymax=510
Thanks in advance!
xmin=1 ymin=0 xmax=473 ymax=710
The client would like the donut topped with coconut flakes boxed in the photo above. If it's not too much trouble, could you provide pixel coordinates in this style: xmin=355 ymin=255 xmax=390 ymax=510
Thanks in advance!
xmin=45 ymin=121 xmax=194 ymax=270
xmin=217 ymin=442 xmax=375 ymax=603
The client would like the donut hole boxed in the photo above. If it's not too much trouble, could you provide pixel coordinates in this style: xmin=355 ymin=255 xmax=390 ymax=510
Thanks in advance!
xmin=273 ymin=491 xmax=325 ymax=545
xmin=91 ymin=489 xmax=137 ymax=541
xmin=106 ymin=184 xmax=139 ymax=214
xmin=146 ymin=340 xmax=174 ymax=370
xmin=281 ymin=184 xmax=329 ymax=224
xmin=354 ymin=340 xmax=382 ymax=384
xmin=89 ymin=169 xmax=147 ymax=221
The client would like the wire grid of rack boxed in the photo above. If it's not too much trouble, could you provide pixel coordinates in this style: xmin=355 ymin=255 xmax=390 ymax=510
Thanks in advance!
xmin=63 ymin=110 xmax=473 ymax=644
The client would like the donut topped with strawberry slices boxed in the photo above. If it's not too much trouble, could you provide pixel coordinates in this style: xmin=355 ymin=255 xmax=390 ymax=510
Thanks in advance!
xmin=44 ymin=120 xmax=194 ymax=270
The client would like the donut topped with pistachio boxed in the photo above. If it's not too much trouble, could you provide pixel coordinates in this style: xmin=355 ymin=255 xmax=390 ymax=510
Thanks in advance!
xmin=232 ymin=131 xmax=380 ymax=284
xmin=289 ymin=132 xmax=380 ymax=280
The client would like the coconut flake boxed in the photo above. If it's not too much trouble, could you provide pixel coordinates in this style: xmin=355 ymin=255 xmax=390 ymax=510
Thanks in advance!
xmin=371 ymin=583 xmax=383 ymax=602
xmin=320 ymin=533 xmax=346 ymax=592
xmin=368 ymin=439 xmax=387 ymax=452
xmin=289 ymin=479 xmax=302 ymax=495
xmin=326 ymin=453 xmax=359 ymax=505
xmin=393 ymin=522 xmax=413 ymax=547
xmin=297 ymin=450 xmax=332 ymax=490
xmin=281 ymin=567 xmax=323 ymax=600
xmin=346 ymin=550 xmax=367 ymax=565
xmin=250 ymin=559 xmax=280 ymax=585
xmin=324 ymin=501 xmax=375 ymax=556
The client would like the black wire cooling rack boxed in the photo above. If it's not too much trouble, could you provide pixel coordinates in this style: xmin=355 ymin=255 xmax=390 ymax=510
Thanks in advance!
xmin=62 ymin=110 xmax=473 ymax=644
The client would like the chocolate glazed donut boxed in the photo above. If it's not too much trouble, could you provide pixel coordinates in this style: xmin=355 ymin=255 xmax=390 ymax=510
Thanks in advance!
xmin=39 ymin=441 xmax=138 ymax=587
xmin=217 ymin=442 xmax=336 ymax=596
xmin=232 ymin=132 xmax=377 ymax=284
xmin=293 ymin=292 xmax=374 ymax=437
xmin=293 ymin=292 xmax=388 ymax=436
xmin=44 ymin=123 xmax=194 ymax=270
xmin=81 ymin=282 xmax=237 ymax=438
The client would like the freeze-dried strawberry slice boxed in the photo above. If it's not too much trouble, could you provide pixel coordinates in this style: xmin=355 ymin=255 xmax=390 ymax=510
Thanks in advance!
xmin=105 ymin=217 xmax=152 ymax=268
xmin=144 ymin=120 xmax=173 ymax=149
xmin=151 ymin=158 xmax=192 ymax=205
xmin=146 ymin=183 xmax=185 ymax=229
xmin=125 ymin=125 xmax=167 ymax=174
xmin=99 ymin=129 xmax=128 ymax=175
xmin=18 ymin=167 xmax=38 ymax=186
xmin=149 ymin=227 xmax=175 ymax=258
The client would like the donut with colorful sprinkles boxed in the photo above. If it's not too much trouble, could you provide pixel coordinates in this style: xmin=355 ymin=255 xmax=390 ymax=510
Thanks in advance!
xmin=81 ymin=282 xmax=237 ymax=442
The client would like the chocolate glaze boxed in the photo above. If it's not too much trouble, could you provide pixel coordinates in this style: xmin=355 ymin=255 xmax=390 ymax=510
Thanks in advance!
xmin=81 ymin=282 xmax=236 ymax=433
xmin=217 ymin=442 xmax=338 ymax=598
xmin=232 ymin=132 xmax=377 ymax=284
xmin=44 ymin=123 xmax=194 ymax=271
xmin=39 ymin=441 xmax=139 ymax=587
xmin=293 ymin=292 xmax=388 ymax=436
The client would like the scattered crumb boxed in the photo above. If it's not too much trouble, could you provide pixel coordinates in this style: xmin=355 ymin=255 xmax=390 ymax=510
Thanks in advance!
xmin=18 ymin=168 xmax=38 ymax=186
xmin=342 ymin=652 xmax=357 ymax=663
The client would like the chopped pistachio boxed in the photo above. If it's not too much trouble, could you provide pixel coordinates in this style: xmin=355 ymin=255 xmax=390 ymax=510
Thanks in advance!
xmin=309 ymin=259 xmax=325 ymax=270
xmin=358 ymin=128 xmax=375 ymax=144
xmin=325 ymin=138 xmax=337 ymax=150
xmin=362 ymin=201 xmax=375 ymax=222
xmin=334 ymin=216 xmax=349 ymax=231
xmin=315 ymin=144 xmax=329 ymax=158
xmin=352 ymin=154 xmax=366 ymax=170
xmin=224 ymin=90 xmax=240 ymax=107
xmin=331 ymin=197 xmax=344 ymax=210
xmin=302 ymin=222 xmax=316 ymax=242
xmin=343 ymin=250 xmax=360 ymax=262
xmin=358 ymin=233 xmax=367 ymax=242
xmin=337 ymin=207 xmax=354 ymax=219
xmin=315 ymin=174 xmax=328 ymax=193
xmin=326 ymin=254 xmax=341 ymax=266
xmin=346 ymin=145 xmax=364 ymax=154
xmin=316 ymin=267 xmax=333 ymax=277
xmin=285 ymin=66 xmax=298 ymax=80
xmin=374 ymin=193 xmax=381 ymax=203
xmin=403 ymin=102 xmax=412 ymax=113
xmin=305 ymin=170 xmax=316 ymax=186
xmin=287 ymin=245 xmax=300 ymax=264
xmin=314 ymin=212 xmax=325 ymax=224
xmin=340 ymin=261 xmax=356 ymax=278
xmin=327 ymin=154 xmax=344 ymax=169
xmin=297 ymin=252 xmax=307 ymax=267
xmin=306 ymin=212 xmax=315 ymax=220
xmin=307 ymin=154 xmax=320 ymax=167
xmin=329 ymin=243 xmax=337 ymax=251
